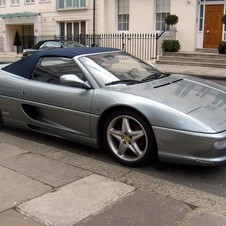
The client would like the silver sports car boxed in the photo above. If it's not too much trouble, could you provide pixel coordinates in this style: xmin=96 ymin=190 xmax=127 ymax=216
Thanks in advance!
xmin=1 ymin=47 xmax=226 ymax=166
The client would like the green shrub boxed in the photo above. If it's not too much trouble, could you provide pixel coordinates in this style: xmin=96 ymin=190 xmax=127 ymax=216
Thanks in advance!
xmin=218 ymin=41 xmax=226 ymax=54
xmin=221 ymin=14 xmax=226 ymax=25
xmin=165 ymin=14 xmax=179 ymax=26
xmin=162 ymin=40 xmax=181 ymax=52
xmin=13 ymin=31 xmax=21 ymax=46
xmin=13 ymin=31 xmax=21 ymax=54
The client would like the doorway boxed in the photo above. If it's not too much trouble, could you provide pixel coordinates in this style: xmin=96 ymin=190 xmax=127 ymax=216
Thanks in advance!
xmin=203 ymin=4 xmax=224 ymax=48
xmin=22 ymin=25 xmax=34 ymax=49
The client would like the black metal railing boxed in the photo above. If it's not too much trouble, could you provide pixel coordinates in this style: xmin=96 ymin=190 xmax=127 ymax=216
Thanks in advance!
xmin=57 ymin=33 xmax=159 ymax=60
xmin=84 ymin=33 xmax=158 ymax=60
xmin=20 ymin=32 xmax=165 ymax=60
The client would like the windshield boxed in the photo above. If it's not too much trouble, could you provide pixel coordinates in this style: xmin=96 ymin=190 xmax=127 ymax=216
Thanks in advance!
xmin=79 ymin=51 xmax=168 ymax=86
xmin=62 ymin=41 xmax=84 ymax=48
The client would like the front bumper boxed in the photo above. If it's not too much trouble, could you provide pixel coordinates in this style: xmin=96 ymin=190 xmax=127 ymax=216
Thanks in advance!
xmin=153 ymin=126 xmax=226 ymax=166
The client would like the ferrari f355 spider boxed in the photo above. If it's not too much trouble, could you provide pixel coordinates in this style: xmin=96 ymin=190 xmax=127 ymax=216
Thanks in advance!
xmin=1 ymin=47 xmax=226 ymax=166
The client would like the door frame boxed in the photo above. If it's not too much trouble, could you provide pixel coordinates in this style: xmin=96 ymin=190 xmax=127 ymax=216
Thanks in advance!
xmin=196 ymin=1 xmax=225 ymax=49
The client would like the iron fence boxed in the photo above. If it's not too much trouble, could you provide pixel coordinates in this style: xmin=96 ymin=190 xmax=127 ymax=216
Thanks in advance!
xmin=56 ymin=33 xmax=159 ymax=60
xmin=84 ymin=33 xmax=158 ymax=60
xmin=21 ymin=33 xmax=163 ymax=60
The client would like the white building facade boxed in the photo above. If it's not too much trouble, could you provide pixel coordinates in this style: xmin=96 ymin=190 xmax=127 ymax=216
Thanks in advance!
xmin=0 ymin=0 xmax=225 ymax=53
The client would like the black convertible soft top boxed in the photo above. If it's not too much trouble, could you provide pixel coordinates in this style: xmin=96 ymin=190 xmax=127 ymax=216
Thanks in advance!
xmin=2 ymin=47 xmax=119 ymax=79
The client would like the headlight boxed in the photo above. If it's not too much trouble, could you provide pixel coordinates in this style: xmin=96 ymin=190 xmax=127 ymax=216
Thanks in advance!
xmin=214 ymin=140 xmax=226 ymax=149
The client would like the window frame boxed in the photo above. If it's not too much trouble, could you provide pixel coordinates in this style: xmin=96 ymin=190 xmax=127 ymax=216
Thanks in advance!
xmin=10 ymin=0 xmax=20 ymax=5
xmin=155 ymin=0 xmax=170 ymax=32
xmin=58 ymin=21 xmax=86 ymax=45
xmin=57 ymin=0 xmax=86 ymax=10
xmin=40 ymin=0 xmax=51 ymax=3
xmin=117 ymin=0 xmax=130 ymax=32
xmin=24 ymin=0 xmax=35 ymax=4
xmin=31 ymin=56 xmax=86 ymax=84
xmin=0 ymin=0 xmax=6 ymax=7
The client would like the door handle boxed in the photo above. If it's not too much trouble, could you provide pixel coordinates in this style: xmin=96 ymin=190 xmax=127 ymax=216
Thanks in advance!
xmin=206 ymin=30 xmax=210 ymax=33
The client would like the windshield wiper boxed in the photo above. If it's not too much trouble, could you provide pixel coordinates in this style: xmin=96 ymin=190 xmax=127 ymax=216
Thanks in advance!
xmin=142 ymin=72 xmax=171 ymax=82
xmin=105 ymin=79 xmax=142 ymax=86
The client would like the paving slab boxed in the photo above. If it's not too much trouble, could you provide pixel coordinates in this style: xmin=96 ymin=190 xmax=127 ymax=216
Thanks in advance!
xmin=18 ymin=174 xmax=135 ymax=226
xmin=181 ymin=211 xmax=226 ymax=226
xmin=0 ymin=209 xmax=43 ymax=226
xmin=120 ymin=171 xmax=226 ymax=215
xmin=45 ymin=149 xmax=131 ymax=179
xmin=0 ymin=143 xmax=28 ymax=160
xmin=76 ymin=189 xmax=192 ymax=226
xmin=0 ymin=153 xmax=91 ymax=187
xmin=0 ymin=166 xmax=50 ymax=212
xmin=0 ymin=129 xmax=65 ymax=156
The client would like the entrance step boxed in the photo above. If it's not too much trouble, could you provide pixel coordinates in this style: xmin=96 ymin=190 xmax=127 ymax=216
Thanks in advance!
xmin=156 ymin=51 xmax=226 ymax=68
xmin=195 ymin=48 xmax=218 ymax=54
xmin=0 ymin=52 xmax=22 ymax=63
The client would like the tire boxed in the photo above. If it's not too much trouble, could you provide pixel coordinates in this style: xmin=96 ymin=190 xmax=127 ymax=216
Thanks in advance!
xmin=103 ymin=110 xmax=156 ymax=167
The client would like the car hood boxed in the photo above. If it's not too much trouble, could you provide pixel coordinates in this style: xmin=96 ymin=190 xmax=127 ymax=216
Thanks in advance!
xmin=110 ymin=74 xmax=226 ymax=132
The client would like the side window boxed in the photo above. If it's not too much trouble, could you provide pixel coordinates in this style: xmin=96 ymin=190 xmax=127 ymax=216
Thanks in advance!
xmin=31 ymin=57 xmax=86 ymax=84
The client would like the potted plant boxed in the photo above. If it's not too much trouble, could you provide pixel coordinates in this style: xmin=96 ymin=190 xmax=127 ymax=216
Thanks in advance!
xmin=218 ymin=41 xmax=226 ymax=54
xmin=13 ymin=30 xmax=21 ymax=54
xmin=165 ymin=14 xmax=179 ymax=27
xmin=221 ymin=14 xmax=226 ymax=26
xmin=164 ymin=14 xmax=179 ymax=45
xmin=162 ymin=39 xmax=181 ymax=52
xmin=218 ymin=15 xmax=226 ymax=54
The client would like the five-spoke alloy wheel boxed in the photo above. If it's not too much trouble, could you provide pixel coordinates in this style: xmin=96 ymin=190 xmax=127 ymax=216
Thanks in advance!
xmin=103 ymin=110 xmax=155 ymax=166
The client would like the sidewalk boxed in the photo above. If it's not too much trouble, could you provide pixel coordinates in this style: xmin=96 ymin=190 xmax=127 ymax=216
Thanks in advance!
xmin=1 ymin=138 xmax=226 ymax=225
xmin=155 ymin=63 xmax=226 ymax=80
xmin=1 ymin=52 xmax=226 ymax=80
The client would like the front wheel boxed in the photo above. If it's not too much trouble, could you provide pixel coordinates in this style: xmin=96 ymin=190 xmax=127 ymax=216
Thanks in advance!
xmin=103 ymin=110 xmax=156 ymax=166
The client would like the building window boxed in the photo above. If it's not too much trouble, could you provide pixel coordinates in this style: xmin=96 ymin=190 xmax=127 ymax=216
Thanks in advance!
xmin=11 ymin=0 xmax=20 ymax=5
xmin=156 ymin=0 xmax=170 ymax=31
xmin=0 ymin=0 xmax=6 ymax=6
xmin=57 ymin=0 xmax=86 ymax=9
xmin=198 ymin=5 xmax=204 ymax=32
xmin=25 ymin=0 xmax=35 ymax=3
xmin=117 ymin=0 xmax=129 ymax=31
xmin=58 ymin=21 xmax=86 ymax=45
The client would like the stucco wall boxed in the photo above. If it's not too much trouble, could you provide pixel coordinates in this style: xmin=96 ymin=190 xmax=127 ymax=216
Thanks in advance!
xmin=0 ymin=0 xmax=199 ymax=52
xmin=98 ymin=0 xmax=116 ymax=33
xmin=171 ymin=0 xmax=197 ymax=51
xmin=97 ymin=0 xmax=197 ymax=51
xmin=130 ymin=0 xmax=155 ymax=33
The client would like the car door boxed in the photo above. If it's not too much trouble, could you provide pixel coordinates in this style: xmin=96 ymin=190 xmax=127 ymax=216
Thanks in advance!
xmin=18 ymin=56 xmax=94 ymax=138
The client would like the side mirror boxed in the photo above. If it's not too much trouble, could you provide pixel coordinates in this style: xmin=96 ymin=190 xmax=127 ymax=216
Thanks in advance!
xmin=60 ymin=74 xmax=91 ymax=89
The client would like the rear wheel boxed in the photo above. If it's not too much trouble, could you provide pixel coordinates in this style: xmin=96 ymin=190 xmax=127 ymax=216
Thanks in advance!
xmin=103 ymin=110 xmax=156 ymax=166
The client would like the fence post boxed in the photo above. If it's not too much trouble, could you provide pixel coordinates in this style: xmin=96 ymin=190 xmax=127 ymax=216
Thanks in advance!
xmin=155 ymin=33 xmax=158 ymax=59
xmin=122 ymin=33 xmax=125 ymax=51
xmin=155 ymin=30 xmax=165 ymax=59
